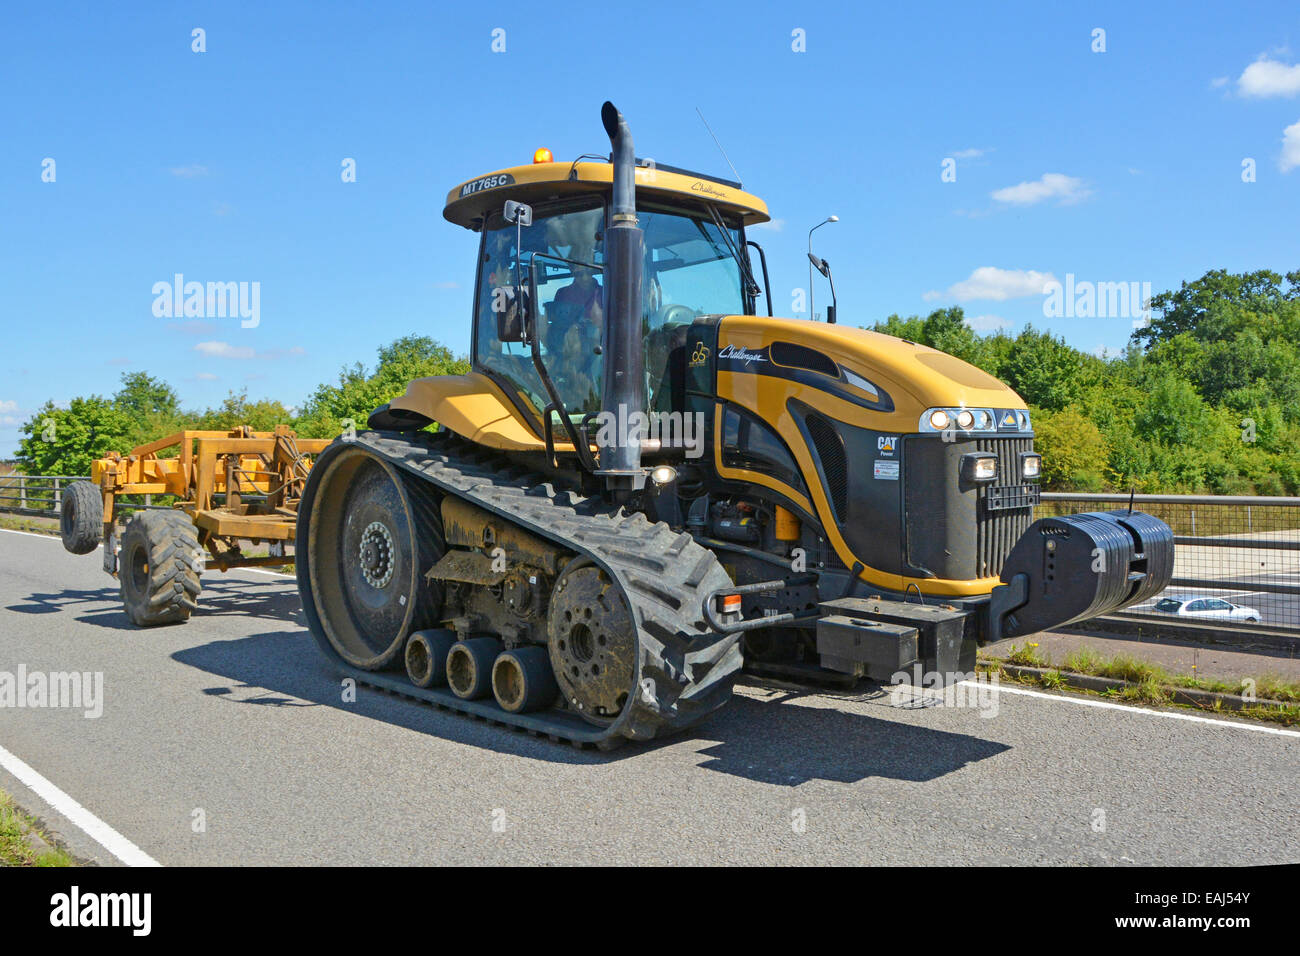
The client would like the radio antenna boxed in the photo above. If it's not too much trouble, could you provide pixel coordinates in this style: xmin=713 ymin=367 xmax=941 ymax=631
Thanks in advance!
xmin=695 ymin=107 xmax=742 ymax=187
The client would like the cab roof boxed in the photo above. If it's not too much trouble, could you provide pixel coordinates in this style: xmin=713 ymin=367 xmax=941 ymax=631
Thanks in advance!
xmin=443 ymin=159 xmax=771 ymax=230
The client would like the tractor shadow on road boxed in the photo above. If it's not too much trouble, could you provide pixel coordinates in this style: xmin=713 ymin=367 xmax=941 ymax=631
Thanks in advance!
xmin=689 ymin=688 xmax=1011 ymax=785
xmin=6 ymin=576 xmax=303 ymax=631
xmin=172 ymin=628 xmax=1012 ymax=783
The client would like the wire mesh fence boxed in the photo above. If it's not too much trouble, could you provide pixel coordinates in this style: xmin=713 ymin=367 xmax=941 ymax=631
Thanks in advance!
xmin=2 ymin=475 xmax=1296 ymax=633
xmin=1039 ymin=493 xmax=1300 ymax=632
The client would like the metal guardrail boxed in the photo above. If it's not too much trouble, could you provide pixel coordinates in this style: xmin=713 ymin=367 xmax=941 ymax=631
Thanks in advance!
xmin=2 ymin=476 xmax=1295 ymax=633
xmin=1039 ymin=492 xmax=1300 ymax=633
xmin=0 ymin=474 xmax=166 ymax=518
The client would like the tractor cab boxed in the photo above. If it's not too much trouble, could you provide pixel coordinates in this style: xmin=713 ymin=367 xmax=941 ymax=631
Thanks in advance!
xmin=443 ymin=154 xmax=772 ymax=437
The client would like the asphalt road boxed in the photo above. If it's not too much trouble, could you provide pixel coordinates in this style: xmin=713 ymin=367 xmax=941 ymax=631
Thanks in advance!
xmin=0 ymin=528 xmax=1296 ymax=866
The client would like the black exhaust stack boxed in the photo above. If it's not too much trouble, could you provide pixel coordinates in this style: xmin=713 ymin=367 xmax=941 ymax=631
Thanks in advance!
xmin=598 ymin=101 xmax=646 ymax=493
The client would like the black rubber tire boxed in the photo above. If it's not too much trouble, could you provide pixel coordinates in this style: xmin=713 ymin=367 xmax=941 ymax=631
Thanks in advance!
xmin=118 ymin=510 xmax=202 ymax=626
xmin=60 ymin=481 xmax=102 ymax=555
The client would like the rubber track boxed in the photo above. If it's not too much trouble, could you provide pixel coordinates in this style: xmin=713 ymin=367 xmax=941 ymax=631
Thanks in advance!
xmin=297 ymin=429 xmax=743 ymax=749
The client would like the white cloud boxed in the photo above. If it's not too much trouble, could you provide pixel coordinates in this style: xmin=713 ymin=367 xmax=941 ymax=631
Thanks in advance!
xmin=196 ymin=341 xmax=256 ymax=359
xmin=749 ymin=218 xmax=784 ymax=232
xmin=951 ymin=148 xmax=986 ymax=159
xmin=170 ymin=164 xmax=209 ymax=178
xmin=192 ymin=372 xmax=219 ymax=381
xmin=926 ymin=267 xmax=1058 ymax=302
xmin=1211 ymin=76 xmax=1230 ymax=89
xmin=1282 ymin=120 xmax=1300 ymax=172
xmin=966 ymin=314 xmax=1011 ymax=332
xmin=0 ymin=401 xmax=16 ymax=414
xmin=991 ymin=173 xmax=1089 ymax=205
xmin=0 ymin=399 xmax=18 ymax=426
xmin=1237 ymin=55 xmax=1300 ymax=98
xmin=196 ymin=341 xmax=305 ymax=360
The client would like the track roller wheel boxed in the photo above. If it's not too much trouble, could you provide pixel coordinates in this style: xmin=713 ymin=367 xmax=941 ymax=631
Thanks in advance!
xmin=119 ymin=509 xmax=202 ymax=626
xmin=300 ymin=446 xmax=444 ymax=670
xmin=492 ymin=646 xmax=559 ymax=713
xmin=405 ymin=628 xmax=457 ymax=688
xmin=446 ymin=637 xmax=500 ymax=700
xmin=548 ymin=563 xmax=637 ymax=725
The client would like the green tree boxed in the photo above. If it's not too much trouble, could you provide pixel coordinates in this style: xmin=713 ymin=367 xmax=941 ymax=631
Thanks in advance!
xmin=1030 ymin=406 xmax=1110 ymax=491
xmin=16 ymin=397 xmax=134 ymax=476
xmin=1000 ymin=326 xmax=1085 ymax=411
xmin=295 ymin=336 xmax=469 ymax=438
xmin=193 ymin=391 xmax=297 ymax=432
xmin=113 ymin=371 xmax=184 ymax=448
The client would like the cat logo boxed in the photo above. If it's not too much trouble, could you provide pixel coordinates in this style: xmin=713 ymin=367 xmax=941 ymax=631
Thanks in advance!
xmin=1001 ymin=411 xmax=1019 ymax=427
xmin=877 ymin=435 xmax=897 ymax=455
xmin=689 ymin=342 xmax=710 ymax=367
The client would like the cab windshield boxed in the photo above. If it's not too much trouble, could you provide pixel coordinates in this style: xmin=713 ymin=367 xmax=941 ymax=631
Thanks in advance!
xmin=474 ymin=199 xmax=744 ymax=426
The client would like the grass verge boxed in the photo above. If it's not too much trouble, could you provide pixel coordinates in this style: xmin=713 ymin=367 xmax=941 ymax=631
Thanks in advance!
xmin=987 ymin=643 xmax=1300 ymax=725
xmin=0 ymin=791 xmax=75 ymax=867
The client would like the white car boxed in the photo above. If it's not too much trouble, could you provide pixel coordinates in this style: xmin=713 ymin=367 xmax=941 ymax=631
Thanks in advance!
xmin=1153 ymin=597 xmax=1262 ymax=623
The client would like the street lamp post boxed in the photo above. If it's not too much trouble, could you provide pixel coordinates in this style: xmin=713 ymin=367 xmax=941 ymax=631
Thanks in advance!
xmin=808 ymin=216 xmax=838 ymax=320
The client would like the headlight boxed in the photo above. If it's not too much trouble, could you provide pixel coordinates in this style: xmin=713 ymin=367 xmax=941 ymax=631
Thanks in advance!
xmin=919 ymin=407 xmax=999 ymax=433
xmin=960 ymin=453 xmax=998 ymax=482
xmin=1021 ymin=452 xmax=1042 ymax=479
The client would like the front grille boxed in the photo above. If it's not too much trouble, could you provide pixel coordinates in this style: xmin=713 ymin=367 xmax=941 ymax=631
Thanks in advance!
xmin=805 ymin=413 xmax=848 ymax=519
xmin=975 ymin=437 xmax=1035 ymax=577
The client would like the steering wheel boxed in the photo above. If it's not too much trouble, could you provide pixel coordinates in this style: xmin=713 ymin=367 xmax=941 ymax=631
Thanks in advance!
xmin=655 ymin=304 xmax=696 ymax=327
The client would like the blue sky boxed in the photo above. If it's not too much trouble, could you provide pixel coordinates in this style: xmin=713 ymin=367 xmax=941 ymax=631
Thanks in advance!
xmin=3 ymin=0 xmax=1298 ymax=455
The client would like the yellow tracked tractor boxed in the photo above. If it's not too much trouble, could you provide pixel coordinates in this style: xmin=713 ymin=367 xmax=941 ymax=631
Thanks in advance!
xmin=295 ymin=103 xmax=1174 ymax=747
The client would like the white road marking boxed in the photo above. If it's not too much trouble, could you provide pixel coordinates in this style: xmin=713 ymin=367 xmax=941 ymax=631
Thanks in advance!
xmin=243 ymin=567 xmax=295 ymax=579
xmin=955 ymin=680 xmax=1300 ymax=738
xmin=0 ymin=741 xmax=162 ymax=866
xmin=0 ymin=527 xmax=69 ymax=542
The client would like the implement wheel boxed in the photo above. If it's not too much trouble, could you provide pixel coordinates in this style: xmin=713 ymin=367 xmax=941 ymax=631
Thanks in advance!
xmin=299 ymin=446 xmax=444 ymax=670
xmin=119 ymin=510 xmax=202 ymax=626
xmin=60 ymin=481 xmax=103 ymax=555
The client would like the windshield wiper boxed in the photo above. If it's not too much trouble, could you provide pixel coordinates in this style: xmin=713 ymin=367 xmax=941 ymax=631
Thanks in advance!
xmin=701 ymin=205 xmax=760 ymax=303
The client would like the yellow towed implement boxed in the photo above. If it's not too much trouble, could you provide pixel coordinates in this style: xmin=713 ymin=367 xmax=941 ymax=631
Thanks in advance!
xmin=60 ymin=425 xmax=331 ymax=625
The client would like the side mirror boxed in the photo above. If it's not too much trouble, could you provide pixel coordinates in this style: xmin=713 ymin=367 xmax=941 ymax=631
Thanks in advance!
xmin=807 ymin=251 xmax=829 ymax=278
xmin=494 ymin=201 xmax=535 ymax=343
xmin=503 ymin=200 xmax=533 ymax=227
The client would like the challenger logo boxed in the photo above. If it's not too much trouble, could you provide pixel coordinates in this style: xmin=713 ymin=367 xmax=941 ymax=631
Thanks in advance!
xmin=717 ymin=343 xmax=769 ymax=367
xmin=689 ymin=342 xmax=710 ymax=367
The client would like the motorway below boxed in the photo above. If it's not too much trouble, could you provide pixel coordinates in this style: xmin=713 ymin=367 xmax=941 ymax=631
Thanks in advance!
xmin=0 ymin=528 xmax=1296 ymax=866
